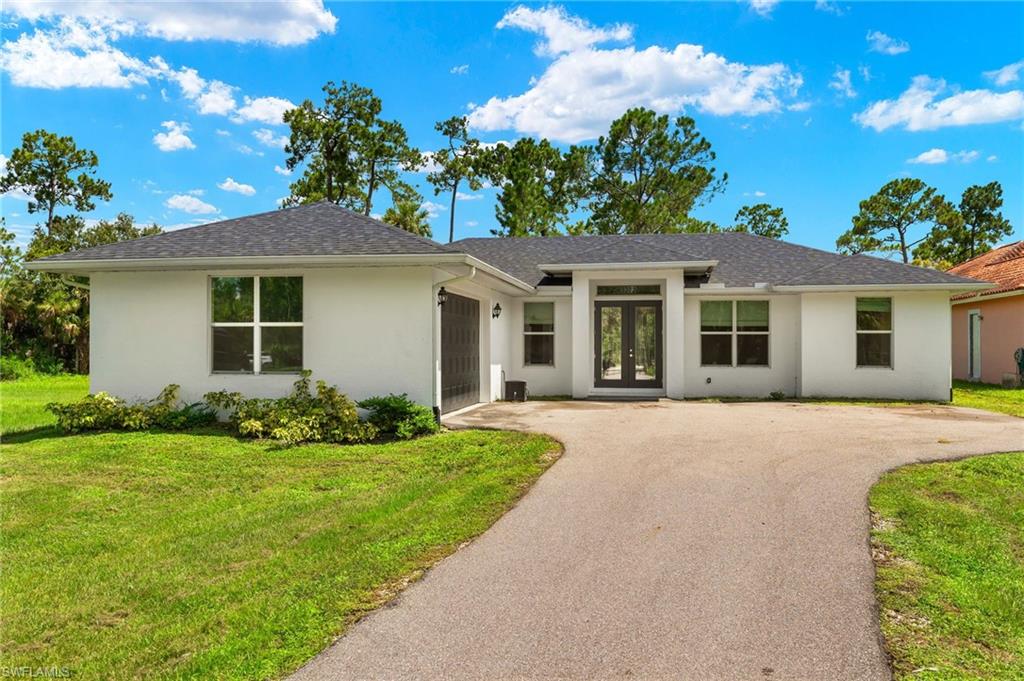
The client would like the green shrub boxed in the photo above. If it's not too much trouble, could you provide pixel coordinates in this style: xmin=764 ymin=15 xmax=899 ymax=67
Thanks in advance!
xmin=358 ymin=393 xmax=439 ymax=439
xmin=46 ymin=384 xmax=216 ymax=433
xmin=768 ymin=390 xmax=786 ymax=401
xmin=1 ymin=356 xmax=37 ymax=381
xmin=205 ymin=371 xmax=377 ymax=446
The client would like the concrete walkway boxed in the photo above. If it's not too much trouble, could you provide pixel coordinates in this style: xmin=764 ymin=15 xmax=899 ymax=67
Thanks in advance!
xmin=293 ymin=401 xmax=1024 ymax=680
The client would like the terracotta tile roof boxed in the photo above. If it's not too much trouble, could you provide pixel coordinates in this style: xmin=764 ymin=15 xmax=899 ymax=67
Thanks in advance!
xmin=949 ymin=241 xmax=1024 ymax=301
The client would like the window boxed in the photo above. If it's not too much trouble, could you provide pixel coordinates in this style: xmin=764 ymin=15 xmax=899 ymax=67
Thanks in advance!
xmin=524 ymin=302 xmax=554 ymax=366
xmin=856 ymin=297 xmax=892 ymax=368
xmin=211 ymin=276 xmax=303 ymax=374
xmin=596 ymin=284 xmax=661 ymax=296
xmin=699 ymin=300 xmax=769 ymax=367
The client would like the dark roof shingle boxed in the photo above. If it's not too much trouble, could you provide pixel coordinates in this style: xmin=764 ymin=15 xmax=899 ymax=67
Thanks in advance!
xmin=35 ymin=202 xmax=451 ymax=262
xmin=31 ymin=202 xmax=988 ymax=290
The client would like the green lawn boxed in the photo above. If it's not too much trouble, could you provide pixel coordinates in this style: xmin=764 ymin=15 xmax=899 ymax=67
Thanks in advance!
xmin=1 ymin=427 xmax=560 ymax=678
xmin=953 ymin=380 xmax=1024 ymax=418
xmin=870 ymin=452 xmax=1024 ymax=680
xmin=0 ymin=374 xmax=89 ymax=435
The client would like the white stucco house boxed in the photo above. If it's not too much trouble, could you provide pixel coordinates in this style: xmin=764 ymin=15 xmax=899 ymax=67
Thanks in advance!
xmin=28 ymin=202 xmax=988 ymax=414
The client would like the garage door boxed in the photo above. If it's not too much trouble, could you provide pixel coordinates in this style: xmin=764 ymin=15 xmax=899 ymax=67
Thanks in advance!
xmin=441 ymin=293 xmax=480 ymax=414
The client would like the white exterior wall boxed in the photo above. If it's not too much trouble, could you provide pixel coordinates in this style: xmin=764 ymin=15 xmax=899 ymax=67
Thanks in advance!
xmin=684 ymin=294 xmax=802 ymax=398
xmin=505 ymin=296 xmax=573 ymax=397
xmin=799 ymin=290 xmax=952 ymax=401
xmin=90 ymin=267 xmax=435 ymax=405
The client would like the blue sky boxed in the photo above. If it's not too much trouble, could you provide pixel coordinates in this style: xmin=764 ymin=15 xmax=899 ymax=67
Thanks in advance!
xmin=1 ymin=1 xmax=1022 ymax=253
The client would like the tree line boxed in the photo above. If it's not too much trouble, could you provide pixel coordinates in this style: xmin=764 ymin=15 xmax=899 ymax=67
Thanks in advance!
xmin=281 ymin=81 xmax=786 ymax=242
xmin=0 ymin=80 xmax=1014 ymax=374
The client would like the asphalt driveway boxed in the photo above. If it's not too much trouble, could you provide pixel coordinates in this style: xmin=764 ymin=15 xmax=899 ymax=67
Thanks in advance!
xmin=293 ymin=401 xmax=1024 ymax=680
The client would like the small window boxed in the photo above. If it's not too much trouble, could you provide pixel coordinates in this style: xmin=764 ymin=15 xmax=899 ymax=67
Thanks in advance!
xmin=700 ymin=300 xmax=769 ymax=367
xmin=856 ymin=297 xmax=892 ymax=368
xmin=211 ymin=276 xmax=303 ymax=374
xmin=596 ymin=285 xmax=661 ymax=296
xmin=524 ymin=302 xmax=554 ymax=366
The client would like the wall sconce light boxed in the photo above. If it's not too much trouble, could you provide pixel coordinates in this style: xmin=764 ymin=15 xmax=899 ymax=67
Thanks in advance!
xmin=492 ymin=302 xmax=502 ymax=319
xmin=437 ymin=287 xmax=449 ymax=307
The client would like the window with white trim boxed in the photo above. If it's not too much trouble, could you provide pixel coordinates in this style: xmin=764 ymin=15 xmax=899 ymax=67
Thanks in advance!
xmin=855 ymin=297 xmax=892 ymax=368
xmin=211 ymin=276 xmax=303 ymax=374
xmin=524 ymin=302 xmax=554 ymax=366
xmin=699 ymin=300 xmax=769 ymax=367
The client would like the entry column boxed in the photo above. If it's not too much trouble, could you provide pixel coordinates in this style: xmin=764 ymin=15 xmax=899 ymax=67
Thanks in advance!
xmin=571 ymin=271 xmax=591 ymax=398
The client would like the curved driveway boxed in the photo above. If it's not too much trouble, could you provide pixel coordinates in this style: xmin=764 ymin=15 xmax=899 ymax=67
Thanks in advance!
xmin=294 ymin=401 xmax=1024 ymax=681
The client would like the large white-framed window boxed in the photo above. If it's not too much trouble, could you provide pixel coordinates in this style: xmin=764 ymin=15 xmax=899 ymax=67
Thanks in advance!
xmin=699 ymin=300 xmax=770 ymax=367
xmin=855 ymin=297 xmax=892 ymax=368
xmin=210 ymin=276 xmax=303 ymax=374
xmin=523 ymin=301 xmax=555 ymax=366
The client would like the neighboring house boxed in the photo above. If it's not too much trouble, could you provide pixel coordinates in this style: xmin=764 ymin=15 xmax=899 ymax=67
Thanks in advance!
xmin=948 ymin=241 xmax=1024 ymax=385
xmin=28 ymin=202 xmax=988 ymax=413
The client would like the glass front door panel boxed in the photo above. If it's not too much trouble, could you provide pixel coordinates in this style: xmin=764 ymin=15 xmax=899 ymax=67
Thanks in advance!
xmin=634 ymin=305 xmax=658 ymax=382
xmin=600 ymin=306 xmax=623 ymax=380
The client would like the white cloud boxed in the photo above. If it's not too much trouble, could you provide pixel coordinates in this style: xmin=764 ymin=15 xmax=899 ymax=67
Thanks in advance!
xmin=855 ymin=75 xmax=1024 ymax=131
xmin=0 ymin=153 xmax=34 ymax=202
xmin=906 ymin=148 xmax=981 ymax=165
xmin=0 ymin=17 xmax=155 ymax=88
xmin=814 ymin=0 xmax=845 ymax=16
xmin=468 ymin=6 xmax=803 ymax=143
xmin=273 ymin=165 xmax=292 ymax=176
xmin=195 ymin=79 xmax=236 ymax=115
xmin=787 ymin=101 xmax=811 ymax=111
xmin=420 ymin=200 xmax=446 ymax=219
xmin=743 ymin=190 xmax=767 ymax=197
xmin=984 ymin=60 xmax=1024 ymax=87
xmin=987 ymin=154 xmax=998 ymax=162
xmin=232 ymin=96 xmax=295 ymax=125
xmin=236 ymin=144 xmax=263 ymax=157
xmin=165 ymin=193 xmax=217 ymax=214
xmin=866 ymin=30 xmax=909 ymax=55
xmin=253 ymin=128 xmax=288 ymax=150
xmin=748 ymin=0 xmax=780 ymax=18
xmin=829 ymin=67 xmax=856 ymax=98
xmin=456 ymin=192 xmax=483 ymax=201
xmin=215 ymin=129 xmax=231 ymax=137
xmin=858 ymin=65 xmax=872 ymax=82
xmin=217 ymin=177 xmax=256 ymax=196
xmin=4 ymin=0 xmax=337 ymax=46
xmin=1 ymin=17 xmax=296 ymax=126
xmin=450 ymin=64 xmax=469 ymax=75
xmin=465 ymin=220 xmax=479 ymax=227
xmin=152 ymin=120 xmax=195 ymax=151
xmin=497 ymin=5 xmax=632 ymax=57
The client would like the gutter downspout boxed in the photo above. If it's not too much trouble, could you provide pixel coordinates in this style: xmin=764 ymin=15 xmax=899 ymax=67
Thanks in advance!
xmin=431 ymin=266 xmax=477 ymax=422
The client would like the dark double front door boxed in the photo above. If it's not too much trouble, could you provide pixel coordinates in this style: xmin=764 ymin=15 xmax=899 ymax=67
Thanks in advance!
xmin=441 ymin=293 xmax=480 ymax=414
xmin=594 ymin=301 xmax=663 ymax=388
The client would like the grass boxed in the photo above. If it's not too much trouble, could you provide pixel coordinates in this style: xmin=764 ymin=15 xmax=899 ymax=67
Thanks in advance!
xmin=687 ymin=380 xmax=1024 ymax=418
xmin=869 ymin=452 xmax=1024 ymax=680
xmin=0 ymin=373 xmax=89 ymax=435
xmin=953 ymin=380 xmax=1024 ymax=418
xmin=0 ymin=427 xmax=560 ymax=678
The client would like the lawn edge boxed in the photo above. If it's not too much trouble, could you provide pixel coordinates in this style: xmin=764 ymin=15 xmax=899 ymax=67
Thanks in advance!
xmin=287 ymin=430 xmax=564 ymax=678
xmin=864 ymin=448 xmax=1024 ymax=680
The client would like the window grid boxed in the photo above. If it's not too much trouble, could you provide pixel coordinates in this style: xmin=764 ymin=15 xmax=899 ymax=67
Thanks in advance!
xmin=699 ymin=300 xmax=769 ymax=367
xmin=855 ymin=297 xmax=892 ymax=369
xmin=210 ymin=275 xmax=303 ymax=375
xmin=523 ymin=301 xmax=555 ymax=367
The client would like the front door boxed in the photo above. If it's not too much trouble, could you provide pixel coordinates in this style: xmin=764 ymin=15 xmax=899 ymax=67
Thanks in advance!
xmin=594 ymin=301 xmax=663 ymax=388
xmin=441 ymin=293 xmax=480 ymax=413
xmin=968 ymin=310 xmax=982 ymax=380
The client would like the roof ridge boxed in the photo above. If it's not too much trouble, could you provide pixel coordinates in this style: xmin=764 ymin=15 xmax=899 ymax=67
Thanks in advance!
xmin=987 ymin=240 xmax=1024 ymax=265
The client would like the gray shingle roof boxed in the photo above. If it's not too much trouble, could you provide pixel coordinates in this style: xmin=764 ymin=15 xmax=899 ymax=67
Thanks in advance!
xmin=451 ymin=232 xmax=986 ymax=288
xmin=35 ymin=201 xmax=451 ymax=262
xmin=31 ymin=201 xmax=986 ymax=289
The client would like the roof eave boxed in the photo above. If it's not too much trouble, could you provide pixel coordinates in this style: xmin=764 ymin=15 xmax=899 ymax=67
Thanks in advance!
xmin=774 ymin=282 xmax=992 ymax=293
xmin=24 ymin=252 xmax=536 ymax=293
xmin=538 ymin=260 xmax=718 ymax=273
